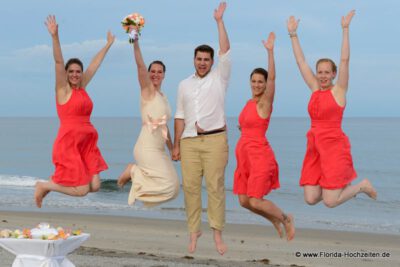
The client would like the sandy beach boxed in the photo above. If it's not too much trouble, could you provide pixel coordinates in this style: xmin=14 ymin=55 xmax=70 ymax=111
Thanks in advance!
xmin=0 ymin=211 xmax=399 ymax=267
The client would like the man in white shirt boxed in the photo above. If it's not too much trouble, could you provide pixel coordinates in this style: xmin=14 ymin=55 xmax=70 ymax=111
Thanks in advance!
xmin=173 ymin=2 xmax=231 ymax=255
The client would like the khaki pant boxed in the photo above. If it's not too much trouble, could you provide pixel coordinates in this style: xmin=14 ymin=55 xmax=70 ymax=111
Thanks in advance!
xmin=180 ymin=132 xmax=229 ymax=232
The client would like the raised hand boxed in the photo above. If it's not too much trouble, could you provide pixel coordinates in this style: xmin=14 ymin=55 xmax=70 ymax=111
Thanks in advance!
xmin=287 ymin=16 xmax=299 ymax=33
xmin=262 ymin=32 xmax=276 ymax=51
xmin=214 ymin=2 xmax=227 ymax=22
xmin=107 ymin=31 xmax=115 ymax=45
xmin=342 ymin=10 xmax=355 ymax=28
xmin=45 ymin=15 xmax=58 ymax=36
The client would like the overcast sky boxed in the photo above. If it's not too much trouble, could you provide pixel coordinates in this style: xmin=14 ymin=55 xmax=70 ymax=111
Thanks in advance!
xmin=0 ymin=0 xmax=399 ymax=117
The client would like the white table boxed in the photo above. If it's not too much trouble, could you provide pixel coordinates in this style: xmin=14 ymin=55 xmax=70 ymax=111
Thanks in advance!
xmin=0 ymin=233 xmax=89 ymax=267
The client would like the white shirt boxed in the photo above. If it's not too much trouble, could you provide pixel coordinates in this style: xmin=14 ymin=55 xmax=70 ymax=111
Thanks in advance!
xmin=175 ymin=50 xmax=231 ymax=139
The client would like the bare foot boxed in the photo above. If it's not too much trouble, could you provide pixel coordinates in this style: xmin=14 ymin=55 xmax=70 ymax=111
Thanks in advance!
xmin=188 ymin=231 xmax=202 ymax=253
xmin=117 ymin=164 xmax=134 ymax=188
xmin=213 ymin=229 xmax=227 ymax=255
xmin=272 ymin=220 xmax=284 ymax=239
xmin=34 ymin=182 xmax=49 ymax=208
xmin=360 ymin=179 xmax=377 ymax=200
xmin=283 ymin=214 xmax=295 ymax=241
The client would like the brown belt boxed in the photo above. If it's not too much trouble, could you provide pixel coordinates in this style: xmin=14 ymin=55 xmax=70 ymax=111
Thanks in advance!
xmin=197 ymin=129 xmax=226 ymax=136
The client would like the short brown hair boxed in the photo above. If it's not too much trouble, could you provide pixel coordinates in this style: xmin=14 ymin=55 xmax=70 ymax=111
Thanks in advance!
xmin=194 ymin=44 xmax=214 ymax=60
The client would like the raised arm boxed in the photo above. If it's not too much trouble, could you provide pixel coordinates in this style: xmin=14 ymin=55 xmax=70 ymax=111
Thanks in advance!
xmin=132 ymin=38 xmax=153 ymax=98
xmin=287 ymin=16 xmax=319 ymax=91
xmin=214 ymin=2 xmax=230 ymax=55
xmin=336 ymin=10 xmax=355 ymax=92
xmin=260 ymin=32 xmax=276 ymax=107
xmin=82 ymin=31 xmax=115 ymax=88
xmin=45 ymin=15 xmax=67 ymax=92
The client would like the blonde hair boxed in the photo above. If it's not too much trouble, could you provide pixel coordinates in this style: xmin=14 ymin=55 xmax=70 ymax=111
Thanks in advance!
xmin=316 ymin=58 xmax=337 ymax=73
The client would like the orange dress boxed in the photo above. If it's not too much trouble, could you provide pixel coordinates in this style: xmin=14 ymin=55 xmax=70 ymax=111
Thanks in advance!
xmin=234 ymin=100 xmax=280 ymax=198
xmin=52 ymin=88 xmax=108 ymax=186
xmin=300 ymin=89 xmax=357 ymax=189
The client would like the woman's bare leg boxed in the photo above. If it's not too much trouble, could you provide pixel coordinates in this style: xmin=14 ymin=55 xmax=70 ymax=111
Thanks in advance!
xmin=90 ymin=174 xmax=101 ymax=192
xmin=304 ymin=185 xmax=323 ymax=205
xmin=322 ymin=178 xmax=377 ymax=208
xmin=238 ymin=194 xmax=283 ymax=238
xmin=34 ymin=181 xmax=90 ymax=208
xmin=117 ymin=163 xmax=134 ymax=188
xmin=247 ymin=197 xmax=295 ymax=241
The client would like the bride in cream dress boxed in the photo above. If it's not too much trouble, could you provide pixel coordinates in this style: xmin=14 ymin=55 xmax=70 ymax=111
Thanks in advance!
xmin=117 ymin=36 xmax=179 ymax=207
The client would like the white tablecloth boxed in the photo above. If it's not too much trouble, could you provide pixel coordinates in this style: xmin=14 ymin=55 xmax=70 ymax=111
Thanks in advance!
xmin=0 ymin=233 xmax=90 ymax=267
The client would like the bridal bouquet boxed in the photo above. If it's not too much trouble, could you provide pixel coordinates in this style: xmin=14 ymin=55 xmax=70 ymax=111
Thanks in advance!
xmin=121 ymin=13 xmax=145 ymax=43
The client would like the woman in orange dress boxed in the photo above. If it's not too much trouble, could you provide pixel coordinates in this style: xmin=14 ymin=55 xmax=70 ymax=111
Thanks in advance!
xmin=34 ymin=15 xmax=114 ymax=208
xmin=287 ymin=11 xmax=377 ymax=208
xmin=234 ymin=33 xmax=295 ymax=241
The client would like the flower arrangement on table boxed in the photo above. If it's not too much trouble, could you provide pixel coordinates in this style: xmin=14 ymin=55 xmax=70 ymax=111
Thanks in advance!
xmin=121 ymin=12 xmax=145 ymax=43
xmin=0 ymin=222 xmax=82 ymax=240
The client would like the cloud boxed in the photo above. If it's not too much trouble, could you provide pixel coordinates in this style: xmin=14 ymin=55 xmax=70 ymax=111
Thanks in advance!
xmin=12 ymin=44 xmax=51 ymax=58
xmin=4 ymin=39 xmax=198 ymax=66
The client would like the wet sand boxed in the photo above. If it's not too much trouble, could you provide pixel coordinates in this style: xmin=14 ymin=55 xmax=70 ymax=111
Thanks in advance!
xmin=1 ymin=211 xmax=399 ymax=267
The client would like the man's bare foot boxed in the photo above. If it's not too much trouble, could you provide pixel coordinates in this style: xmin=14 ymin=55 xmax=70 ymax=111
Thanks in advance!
xmin=213 ymin=229 xmax=227 ymax=255
xmin=188 ymin=231 xmax=202 ymax=253
xmin=272 ymin=220 xmax=284 ymax=238
xmin=34 ymin=182 xmax=49 ymax=208
xmin=360 ymin=179 xmax=377 ymax=200
xmin=283 ymin=214 xmax=295 ymax=241
xmin=117 ymin=164 xmax=134 ymax=188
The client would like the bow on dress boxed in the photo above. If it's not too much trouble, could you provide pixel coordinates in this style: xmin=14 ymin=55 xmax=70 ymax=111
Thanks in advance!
xmin=144 ymin=114 xmax=168 ymax=140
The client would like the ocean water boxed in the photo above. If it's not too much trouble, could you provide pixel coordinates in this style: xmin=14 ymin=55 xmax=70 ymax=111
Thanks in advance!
xmin=0 ymin=117 xmax=399 ymax=235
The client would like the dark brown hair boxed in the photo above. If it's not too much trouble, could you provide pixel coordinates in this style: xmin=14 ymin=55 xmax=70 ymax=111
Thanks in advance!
xmin=148 ymin=60 xmax=166 ymax=72
xmin=194 ymin=44 xmax=214 ymax=59
xmin=65 ymin=58 xmax=83 ymax=71
xmin=250 ymin=68 xmax=268 ymax=80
